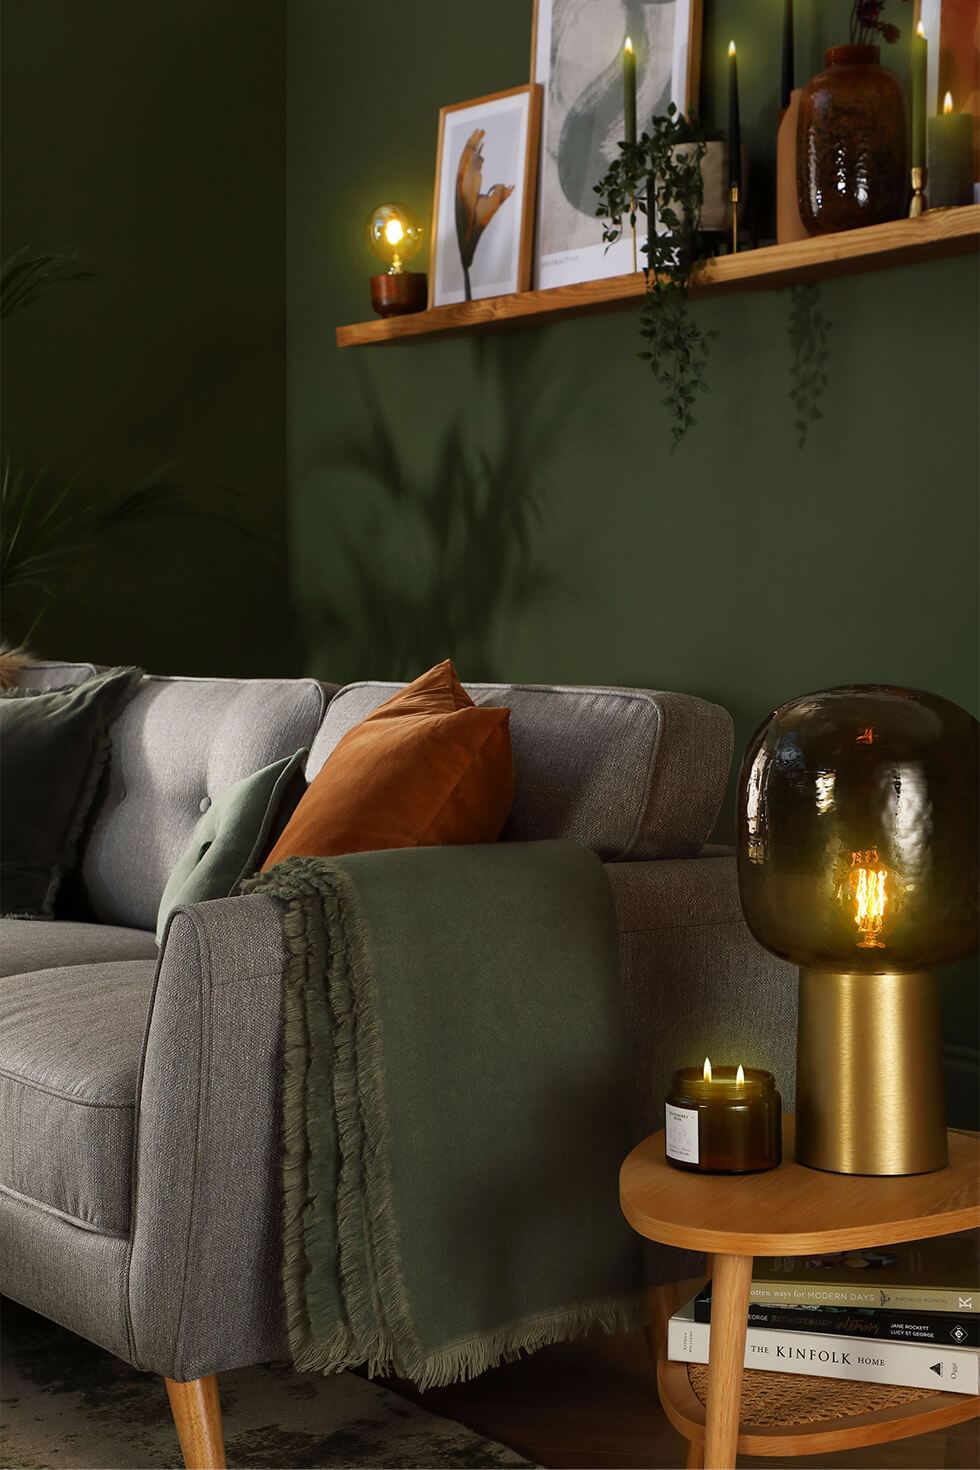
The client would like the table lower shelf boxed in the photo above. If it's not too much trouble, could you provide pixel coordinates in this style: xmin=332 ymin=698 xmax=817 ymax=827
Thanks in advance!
xmin=658 ymin=1358 xmax=979 ymax=1457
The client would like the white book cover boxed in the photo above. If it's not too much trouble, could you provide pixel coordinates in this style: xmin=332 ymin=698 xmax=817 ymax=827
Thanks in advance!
xmin=668 ymin=1299 xmax=979 ymax=1396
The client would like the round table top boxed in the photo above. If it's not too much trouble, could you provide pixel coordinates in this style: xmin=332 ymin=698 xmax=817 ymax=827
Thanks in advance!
xmin=620 ymin=1118 xmax=980 ymax=1255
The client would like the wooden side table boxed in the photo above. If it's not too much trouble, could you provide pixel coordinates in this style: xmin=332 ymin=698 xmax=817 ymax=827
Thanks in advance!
xmin=620 ymin=1118 xmax=980 ymax=1470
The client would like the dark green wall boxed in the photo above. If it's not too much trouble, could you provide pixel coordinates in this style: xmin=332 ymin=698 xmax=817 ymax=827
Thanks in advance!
xmin=1 ymin=0 xmax=289 ymax=675
xmin=287 ymin=0 xmax=978 ymax=1112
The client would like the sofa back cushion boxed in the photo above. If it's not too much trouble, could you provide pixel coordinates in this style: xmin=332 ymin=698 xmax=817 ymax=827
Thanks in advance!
xmin=307 ymin=681 xmax=733 ymax=862
xmin=34 ymin=673 xmax=334 ymax=931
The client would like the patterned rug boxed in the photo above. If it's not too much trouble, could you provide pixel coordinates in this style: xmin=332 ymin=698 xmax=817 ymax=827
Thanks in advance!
xmin=1 ymin=1300 xmax=533 ymax=1469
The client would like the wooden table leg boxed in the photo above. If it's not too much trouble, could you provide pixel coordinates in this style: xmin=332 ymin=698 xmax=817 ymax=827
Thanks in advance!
xmin=703 ymin=1253 xmax=752 ymax=1470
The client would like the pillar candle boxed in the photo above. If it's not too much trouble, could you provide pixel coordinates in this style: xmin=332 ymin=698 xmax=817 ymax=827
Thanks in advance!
xmin=728 ymin=41 xmax=741 ymax=191
xmin=911 ymin=22 xmax=928 ymax=171
xmin=623 ymin=36 xmax=637 ymax=146
xmin=928 ymin=94 xmax=973 ymax=207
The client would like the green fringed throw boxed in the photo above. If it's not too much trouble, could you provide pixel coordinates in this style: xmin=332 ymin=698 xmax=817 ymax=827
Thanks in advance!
xmin=244 ymin=840 xmax=643 ymax=1388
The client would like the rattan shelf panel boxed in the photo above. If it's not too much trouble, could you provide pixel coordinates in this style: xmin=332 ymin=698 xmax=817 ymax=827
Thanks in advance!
xmin=687 ymin=1362 xmax=944 ymax=1429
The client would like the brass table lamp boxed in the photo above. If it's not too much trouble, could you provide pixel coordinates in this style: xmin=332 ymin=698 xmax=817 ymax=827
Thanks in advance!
xmin=737 ymin=686 xmax=978 ymax=1176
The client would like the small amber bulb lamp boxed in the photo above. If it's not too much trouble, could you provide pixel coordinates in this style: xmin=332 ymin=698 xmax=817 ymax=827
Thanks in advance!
xmin=738 ymin=685 xmax=979 ymax=1177
xmin=366 ymin=202 xmax=426 ymax=318
xmin=665 ymin=1055 xmax=781 ymax=1174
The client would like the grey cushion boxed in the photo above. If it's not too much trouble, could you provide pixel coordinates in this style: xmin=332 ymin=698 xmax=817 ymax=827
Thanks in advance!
xmin=0 ymin=919 xmax=157 ymax=978
xmin=308 ymin=681 xmax=733 ymax=861
xmin=15 ymin=661 xmax=99 ymax=692
xmin=78 ymin=675 xmax=335 ymax=930
xmin=0 ymin=960 xmax=156 ymax=1236
xmin=0 ymin=668 xmax=143 ymax=918
xmin=0 ymin=1189 xmax=133 ymax=1364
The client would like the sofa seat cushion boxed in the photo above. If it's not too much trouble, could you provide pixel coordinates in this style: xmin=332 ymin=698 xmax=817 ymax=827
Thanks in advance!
xmin=0 ymin=920 xmax=157 ymax=979
xmin=0 ymin=960 xmax=155 ymax=1236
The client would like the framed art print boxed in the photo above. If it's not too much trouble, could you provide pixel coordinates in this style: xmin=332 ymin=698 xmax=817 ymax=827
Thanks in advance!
xmin=531 ymin=0 xmax=702 ymax=290
xmin=430 ymin=85 xmax=542 ymax=308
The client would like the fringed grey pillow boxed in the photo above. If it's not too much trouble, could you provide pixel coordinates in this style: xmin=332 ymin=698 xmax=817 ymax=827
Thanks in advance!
xmin=0 ymin=667 xmax=143 ymax=917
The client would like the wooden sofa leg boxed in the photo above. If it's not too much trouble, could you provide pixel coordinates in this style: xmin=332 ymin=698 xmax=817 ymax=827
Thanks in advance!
xmin=165 ymin=1375 xmax=226 ymax=1469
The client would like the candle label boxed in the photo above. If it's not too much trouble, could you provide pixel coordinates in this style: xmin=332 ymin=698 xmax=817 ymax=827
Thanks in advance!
xmin=666 ymin=1103 xmax=699 ymax=1164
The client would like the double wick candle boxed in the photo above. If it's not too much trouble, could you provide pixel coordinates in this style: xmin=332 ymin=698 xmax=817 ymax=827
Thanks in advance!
xmin=666 ymin=1057 xmax=782 ymax=1174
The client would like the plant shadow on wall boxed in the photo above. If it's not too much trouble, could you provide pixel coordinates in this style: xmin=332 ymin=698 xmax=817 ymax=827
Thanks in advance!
xmin=788 ymin=284 xmax=831 ymax=449
xmin=299 ymin=334 xmax=576 ymax=682
xmin=0 ymin=247 xmax=270 ymax=651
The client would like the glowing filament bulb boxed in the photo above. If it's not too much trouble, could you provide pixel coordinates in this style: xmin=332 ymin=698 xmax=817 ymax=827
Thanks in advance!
xmin=943 ymin=91 xmax=954 ymax=114
xmin=384 ymin=218 xmax=404 ymax=247
xmin=736 ymin=1064 xmax=745 ymax=1084
xmin=850 ymin=849 xmax=887 ymax=948
xmin=703 ymin=1056 xmax=712 ymax=1083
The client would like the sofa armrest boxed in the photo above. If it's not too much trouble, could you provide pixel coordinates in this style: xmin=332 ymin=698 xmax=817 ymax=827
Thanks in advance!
xmin=605 ymin=855 xmax=797 ymax=1283
xmin=128 ymin=894 xmax=290 ymax=1379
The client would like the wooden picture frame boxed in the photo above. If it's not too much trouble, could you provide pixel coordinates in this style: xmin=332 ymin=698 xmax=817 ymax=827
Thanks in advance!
xmin=429 ymin=85 xmax=542 ymax=309
xmin=530 ymin=0 xmax=703 ymax=290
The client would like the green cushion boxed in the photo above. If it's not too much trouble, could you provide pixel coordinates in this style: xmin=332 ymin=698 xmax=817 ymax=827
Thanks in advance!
xmin=0 ymin=668 xmax=143 ymax=918
xmin=155 ymin=750 xmax=307 ymax=943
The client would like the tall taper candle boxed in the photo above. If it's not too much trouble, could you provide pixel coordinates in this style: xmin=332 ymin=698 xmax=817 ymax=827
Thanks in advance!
xmin=781 ymin=0 xmax=794 ymax=112
xmin=624 ymin=36 xmax=637 ymax=146
xmin=728 ymin=40 xmax=742 ymax=191
xmin=911 ymin=21 xmax=927 ymax=171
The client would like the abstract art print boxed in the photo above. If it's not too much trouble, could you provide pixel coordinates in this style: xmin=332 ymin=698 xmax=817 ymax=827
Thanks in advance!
xmin=531 ymin=0 xmax=701 ymax=289
xmin=430 ymin=86 xmax=541 ymax=307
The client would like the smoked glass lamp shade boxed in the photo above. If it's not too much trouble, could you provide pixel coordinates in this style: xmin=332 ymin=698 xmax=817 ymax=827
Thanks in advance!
xmin=738 ymin=686 xmax=979 ymax=974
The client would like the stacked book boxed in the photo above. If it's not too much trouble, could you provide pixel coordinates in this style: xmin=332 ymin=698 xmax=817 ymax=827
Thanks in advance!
xmin=669 ymin=1231 xmax=979 ymax=1394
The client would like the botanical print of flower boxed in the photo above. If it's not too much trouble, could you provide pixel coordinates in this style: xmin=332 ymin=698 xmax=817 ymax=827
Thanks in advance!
xmin=454 ymin=129 xmax=514 ymax=301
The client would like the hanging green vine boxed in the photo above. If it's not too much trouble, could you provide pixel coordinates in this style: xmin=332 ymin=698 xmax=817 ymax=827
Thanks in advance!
xmin=594 ymin=107 xmax=717 ymax=446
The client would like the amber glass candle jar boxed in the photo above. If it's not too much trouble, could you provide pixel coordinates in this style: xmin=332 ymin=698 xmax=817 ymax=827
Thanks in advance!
xmin=665 ymin=1062 xmax=781 ymax=1173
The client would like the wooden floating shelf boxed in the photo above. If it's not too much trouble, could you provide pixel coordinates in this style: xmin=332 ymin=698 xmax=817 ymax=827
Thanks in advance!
xmin=337 ymin=205 xmax=979 ymax=349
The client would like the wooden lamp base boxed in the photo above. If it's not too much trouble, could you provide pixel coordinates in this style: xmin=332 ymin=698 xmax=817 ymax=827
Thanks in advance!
xmin=370 ymin=272 xmax=427 ymax=318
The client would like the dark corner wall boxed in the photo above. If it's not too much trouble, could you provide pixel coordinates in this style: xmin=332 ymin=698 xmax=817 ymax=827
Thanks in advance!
xmin=1 ymin=0 xmax=289 ymax=675
xmin=288 ymin=0 xmax=978 ymax=1114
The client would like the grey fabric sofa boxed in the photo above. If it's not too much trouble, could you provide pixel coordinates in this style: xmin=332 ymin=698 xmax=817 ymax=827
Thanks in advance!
xmin=0 ymin=662 xmax=796 ymax=1468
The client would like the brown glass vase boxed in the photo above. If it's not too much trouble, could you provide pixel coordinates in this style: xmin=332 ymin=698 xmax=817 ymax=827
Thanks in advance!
xmin=797 ymin=45 xmax=908 ymax=235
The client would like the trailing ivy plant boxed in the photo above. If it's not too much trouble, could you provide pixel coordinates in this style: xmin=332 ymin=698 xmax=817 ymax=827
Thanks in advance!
xmin=594 ymin=106 xmax=716 ymax=446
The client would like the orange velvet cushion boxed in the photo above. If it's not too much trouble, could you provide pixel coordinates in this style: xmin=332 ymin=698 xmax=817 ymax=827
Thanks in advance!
xmin=261 ymin=660 xmax=513 ymax=868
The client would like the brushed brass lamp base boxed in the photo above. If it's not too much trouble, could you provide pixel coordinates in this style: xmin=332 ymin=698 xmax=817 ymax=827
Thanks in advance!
xmin=796 ymin=969 xmax=948 ymax=1176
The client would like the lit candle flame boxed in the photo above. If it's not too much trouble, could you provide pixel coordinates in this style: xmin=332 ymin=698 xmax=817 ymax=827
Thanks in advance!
xmin=728 ymin=40 xmax=736 ymax=58
xmin=851 ymin=850 xmax=887 ymax=948
xmin=916 ymin=20 xmax=925 ymax=37
xmin=624 ymin=36 xmax=633 ymax=55
xmin=736 ymin=1064 xmax=745 ymax=1084
xmin=703 ymin=1056 xmax=712 ymax=1083
xmin=943 ymin=91 xmax=955 ymax=115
